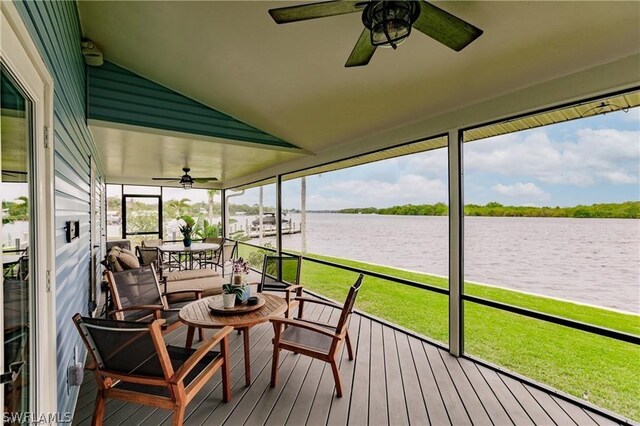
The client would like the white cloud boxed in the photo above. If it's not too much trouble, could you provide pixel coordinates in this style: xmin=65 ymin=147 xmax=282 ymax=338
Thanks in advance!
xmin=596 ymin=171 xmax=638 ymax=184
xmin=406 ymin=149 xmax=448 ymax=177
xmin=492 ymin=182 xmax=550 ymax=201
xmin=311 ymin=174 xmax=447 ymax=209
xmin=465 ymin=128 xmax=640 ymax=186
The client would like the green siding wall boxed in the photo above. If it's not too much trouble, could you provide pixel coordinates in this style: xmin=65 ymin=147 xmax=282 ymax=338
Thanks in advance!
xmin=14 ymin=0 xmax=103 ymax=417
xmin=88 ymin=61 xmax=297 ymax=149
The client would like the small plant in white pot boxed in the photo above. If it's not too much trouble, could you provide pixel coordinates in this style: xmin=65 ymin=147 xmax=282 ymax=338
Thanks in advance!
xmin=222 ymin=284 xmax=240 ymax=308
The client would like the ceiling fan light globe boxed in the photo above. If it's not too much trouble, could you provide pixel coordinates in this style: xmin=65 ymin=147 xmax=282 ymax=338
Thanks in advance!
xmin=363 ymin=1 xmax=420 ymax=48
xmin=372 ymin=21 xmax=411 ymax=47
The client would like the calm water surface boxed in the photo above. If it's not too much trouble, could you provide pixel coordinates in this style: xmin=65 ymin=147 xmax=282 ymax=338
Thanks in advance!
xmin=246 ymin=213 xmax=639 ymax=313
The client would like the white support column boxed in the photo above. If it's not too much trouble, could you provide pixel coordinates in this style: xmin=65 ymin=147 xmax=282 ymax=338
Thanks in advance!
xmin=276 ymin=175 xmax=283 ymax=257
xmin=448 ymin=129 xmax=464 ymax=357
xmin=221 ymin=189 xmax=227 ymax=238
xmin=276 ymin=175 xmax=283 ymax=282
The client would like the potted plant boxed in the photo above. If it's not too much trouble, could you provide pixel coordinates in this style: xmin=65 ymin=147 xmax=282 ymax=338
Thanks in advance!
xmin=231 ymin=258 xmax=251 ymax=303
xmin=222 ymin=284 xmax=241 ymax=308
xmin=177 ymin=215 xmax=195 ymax=247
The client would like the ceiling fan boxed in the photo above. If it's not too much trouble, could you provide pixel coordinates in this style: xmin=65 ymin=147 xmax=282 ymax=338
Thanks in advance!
xmin=268 ymin=0 xmax=483 ymax=67
xmin=152 ymin=167 xmax=217 ymax=189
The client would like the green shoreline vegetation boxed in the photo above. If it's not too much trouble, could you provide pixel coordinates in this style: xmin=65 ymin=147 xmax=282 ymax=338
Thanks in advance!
xmin=237 ymin=245 xmax=640 ymax=420
xmin=337 ymin=201 xmax=640 ymax=219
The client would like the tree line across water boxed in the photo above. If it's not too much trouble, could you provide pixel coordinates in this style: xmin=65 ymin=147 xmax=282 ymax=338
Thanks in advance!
xmin=337 ymin=201 xmax=640 ymax=218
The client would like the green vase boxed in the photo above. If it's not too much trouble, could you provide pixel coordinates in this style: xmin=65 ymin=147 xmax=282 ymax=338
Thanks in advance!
xmin=183 ymin=237 xmax=192 ymax=247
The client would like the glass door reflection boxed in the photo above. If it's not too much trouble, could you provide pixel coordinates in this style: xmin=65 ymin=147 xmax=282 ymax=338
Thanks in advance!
xmin=1 ymin=66 xmax=32 ymax=420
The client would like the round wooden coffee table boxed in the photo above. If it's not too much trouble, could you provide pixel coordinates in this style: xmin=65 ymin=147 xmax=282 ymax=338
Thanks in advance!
xmin=179 ymin=293 xmax=288 ymax=386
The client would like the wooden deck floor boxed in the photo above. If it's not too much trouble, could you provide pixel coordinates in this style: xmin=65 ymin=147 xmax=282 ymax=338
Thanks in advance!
xmin=72 ymin=301 xmax=622 ymax=426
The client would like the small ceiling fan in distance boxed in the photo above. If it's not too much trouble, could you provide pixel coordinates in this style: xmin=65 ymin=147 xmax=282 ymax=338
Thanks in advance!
xmin=268 ymin=0 xmax=483 ymax=67
xmin=152 ymin=167 xmax=217 ymax=190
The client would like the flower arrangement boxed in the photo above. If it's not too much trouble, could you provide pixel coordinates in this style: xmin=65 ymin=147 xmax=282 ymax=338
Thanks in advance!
xmin=228 ymin=257 xmax=251 ymax=302
xmin=232 ymin=257 xmax=250 ymax=275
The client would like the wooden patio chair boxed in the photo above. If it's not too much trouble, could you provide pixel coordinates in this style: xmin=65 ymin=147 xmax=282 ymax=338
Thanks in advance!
xmin=104 ymin=264 xmax=203 ymax=340
xmin=136 ymin=245 xmax=159 ymax=267
xmin=72 ymin=314 xmax=232 ymax=426
xmin=199 ymin=238 xmax=237 ymax=276
xmin=258 ymin=254 xmax=303 ymax=318
xmin=269 ymin=274 xmax=364 ymax=397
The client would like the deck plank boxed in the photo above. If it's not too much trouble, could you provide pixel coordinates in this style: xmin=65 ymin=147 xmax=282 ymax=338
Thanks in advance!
xmin=584 ymin=410 xmax=623 ymax=426
xmin=500 ymin=375 xmax=555 ymax=425
xmin=477 ymin=365 xmax=534 ymax=426
xmin=324 ymin=314 xmax=362 ymax=426
xmin=584 ymin=409 xmax=624 ymax=426
xmin=392 ymin=332 xmax=429 ymax=425
xmin=550 ymin=396 xmax=601 ymax=426
xmin=525 ymin=386 xmax=577 ymax=425
xmin=457 ymin=357 xmax=513 ymax=425
xmin=72 ymin=374 xmax=98 ymax=424
xmin=438 ymin=349 xmax=492 ymax=425
xmin=408 ymin=336 xmax=449 ymax=426
xmin=220 ymin=342 xmax=295 ymax=426
xmin=368 ymin=320 xmax=389 ymax=425
xmin=345 ymin=317 xmax=371 ymax=426
xmin=423 ymin=343 xmax=471 ymax=425
xmin=382 ymin=325 xmax=409 ymax=425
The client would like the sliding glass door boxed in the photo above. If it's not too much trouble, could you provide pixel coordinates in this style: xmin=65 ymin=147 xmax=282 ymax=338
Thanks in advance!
xmin=1 ymin=65 xmax=32 ymax=422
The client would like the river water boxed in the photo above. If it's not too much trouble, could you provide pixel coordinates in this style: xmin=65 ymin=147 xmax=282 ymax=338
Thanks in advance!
xmin=243 ymin=213 xmax=639 ymax=314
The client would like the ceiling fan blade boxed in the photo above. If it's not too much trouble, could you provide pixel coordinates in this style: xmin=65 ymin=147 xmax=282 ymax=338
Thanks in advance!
xmin=345 ymin=28 xmax=377 ymax=68
xmin=192 ymin=178 xmax=219 ymax=183
xmin=269 ymin=1 xmax=365 ymax=24
xmin=2 ymin=170 xmax=27 ymax=177
xmin=152 ymin=178 xmax=180 ymax=181
xmin=413 ymin=1 xmax=483 ymax=52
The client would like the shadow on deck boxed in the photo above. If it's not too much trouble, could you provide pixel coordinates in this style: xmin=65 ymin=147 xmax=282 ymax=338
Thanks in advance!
xmin=72 ymin=299 xmax=622 ymax=425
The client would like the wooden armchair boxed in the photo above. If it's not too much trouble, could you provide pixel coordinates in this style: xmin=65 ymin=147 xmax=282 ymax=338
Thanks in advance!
xmin=258 ymin=254 xmax=303 ymax=318
xmin=270 ymin=274 xmax=364 ymax=397
xmin=104 ymin=264 xmax=203 ymax=340
xmin=199 ymin=238 xmax=237 ymax=276
xmin=72 ymin=315 xmax=232 ymax=425
xmin=136 ymin=245 xmax=159 ymax=267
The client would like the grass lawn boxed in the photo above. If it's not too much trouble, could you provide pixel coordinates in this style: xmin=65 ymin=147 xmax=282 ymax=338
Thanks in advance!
xmin=238 ymin=245 xmax=640 ymax=420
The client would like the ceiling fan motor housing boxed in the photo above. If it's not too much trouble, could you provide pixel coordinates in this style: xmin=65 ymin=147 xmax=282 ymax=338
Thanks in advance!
xmin=362 ymin=1 xmax=421 ymax=48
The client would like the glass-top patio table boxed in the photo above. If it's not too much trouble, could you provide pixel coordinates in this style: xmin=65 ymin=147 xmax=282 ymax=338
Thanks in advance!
xmin=158 ymin=242 xmax=220 ymax=270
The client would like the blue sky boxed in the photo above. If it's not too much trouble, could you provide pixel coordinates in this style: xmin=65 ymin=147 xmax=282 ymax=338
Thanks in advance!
xmin=234 ymin=107 xmax=639 ymax=210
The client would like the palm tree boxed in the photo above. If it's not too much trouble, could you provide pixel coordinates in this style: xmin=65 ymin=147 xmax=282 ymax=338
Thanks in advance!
xmin=207 ymin=189 xmax=218 ymax=223
xmin=166 ymin=198 xmax=191 ymax=217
